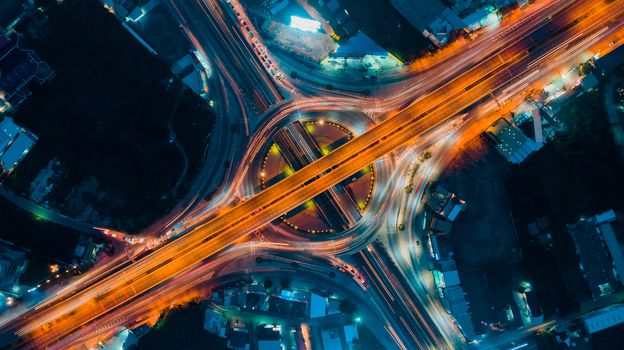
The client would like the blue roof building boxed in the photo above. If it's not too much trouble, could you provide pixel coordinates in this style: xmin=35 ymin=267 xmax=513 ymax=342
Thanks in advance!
xmin=331 ymin=32 xmax=388 ymax=58
xmin=0 ymin=116 xmax=37 ymax=174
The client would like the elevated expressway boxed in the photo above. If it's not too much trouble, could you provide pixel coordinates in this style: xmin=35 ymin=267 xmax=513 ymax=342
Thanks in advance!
xmin=5 ymin=0 xmax=624 ymax=348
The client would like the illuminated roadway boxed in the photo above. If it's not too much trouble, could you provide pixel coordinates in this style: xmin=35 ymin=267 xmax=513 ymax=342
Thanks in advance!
xmin=3 ymin=0 xmax=624 ymax=348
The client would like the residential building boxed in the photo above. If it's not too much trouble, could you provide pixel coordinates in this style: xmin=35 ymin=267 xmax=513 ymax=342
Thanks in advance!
xmin=0 ymin=34 xmax=54 ymax=114
xmin=427 ymin=185 xmax=466 ymax=222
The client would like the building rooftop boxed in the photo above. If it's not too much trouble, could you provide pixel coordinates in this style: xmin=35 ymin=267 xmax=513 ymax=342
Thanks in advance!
xmin=567 ymin=218 xmax=617 ymax=298
xmin=0 ymin=131 xmax=35 ymax=172
xmin=0 ymin=34 xmax=54 ymax=112
xmin=430 ymin=218 xmax=453 ymax=235
xmin=321 ymin=327 xmax=342 ymax=350
xmin=203 ymin=311 xmax=227 ymax=338
xmin=597 ymin=44 xmax=624 ymax=73
xmin=0 ymin=116 xmax=20 ymax=151
xmin=257 ymin=325 xmax=281 ymax=350
xmin=485 ymin=118 xmax=541 ymax=164
xmin=0 ymin=116 xmax=36 ymax=174
xmin=343 ymin=324 xmax=358 ymax=346
xmin=389 ymin=0 xmax=446 ymax=31
xmin=228 ymin=327 xmax=250 ymax=350
xmin=332 ymin=31 xmax=387 ymax=58
xmin=310 ymin=292 xmax=327 ymax=318
xmin=443 ymin=285 xmax=475 ymax=340
xmin=584 ymin=304 xmax=624 ymax=334
xmin=428 ymin=185 xmax=466 ymax=222
xmin=0 ymin=39 xmax=37 ymax=100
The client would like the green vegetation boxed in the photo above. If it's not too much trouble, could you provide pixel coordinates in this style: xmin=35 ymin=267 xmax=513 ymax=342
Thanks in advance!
xmin=130 ymin=302 xmax=227 ymax=350
xmin=8 ymin=0 xmax=213 ymax=231
xmin=506 ymin=88 xmax=624 ymax=312
xmin=280 ymin=278 xmax=291 ymax=289
xmin=506 ymin=89 xmax=624 ymax=228
xmin=339 ymin=299 xmax=357 ymax=314
xmin=353 ymin=325 xmax=386 ymax=350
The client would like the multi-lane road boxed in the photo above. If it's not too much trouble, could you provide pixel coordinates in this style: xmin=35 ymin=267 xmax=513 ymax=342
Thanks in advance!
xmin=2 ymin=0 xmax=624 ymax=348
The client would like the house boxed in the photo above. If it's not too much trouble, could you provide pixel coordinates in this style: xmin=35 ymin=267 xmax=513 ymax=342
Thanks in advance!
xmin=427 ymin=185 xmax=466 ymax=222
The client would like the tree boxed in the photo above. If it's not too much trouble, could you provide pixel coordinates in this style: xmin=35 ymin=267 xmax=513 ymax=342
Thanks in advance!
xmin=339 ymin=300 xmax=356 ymax=314
xmin=263 ymin=278 xmax=273 ymax=289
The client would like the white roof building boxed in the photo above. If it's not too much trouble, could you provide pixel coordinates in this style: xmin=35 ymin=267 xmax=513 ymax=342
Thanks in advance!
xmin=486 ymin=118 xmax=542 ymax=164
xmin=584 ymin=304 xmax=624 ymax=334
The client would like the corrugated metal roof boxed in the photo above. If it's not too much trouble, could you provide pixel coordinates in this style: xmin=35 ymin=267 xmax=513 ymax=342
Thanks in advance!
xmin=584 ymin=304 xmax=624 ymax=334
